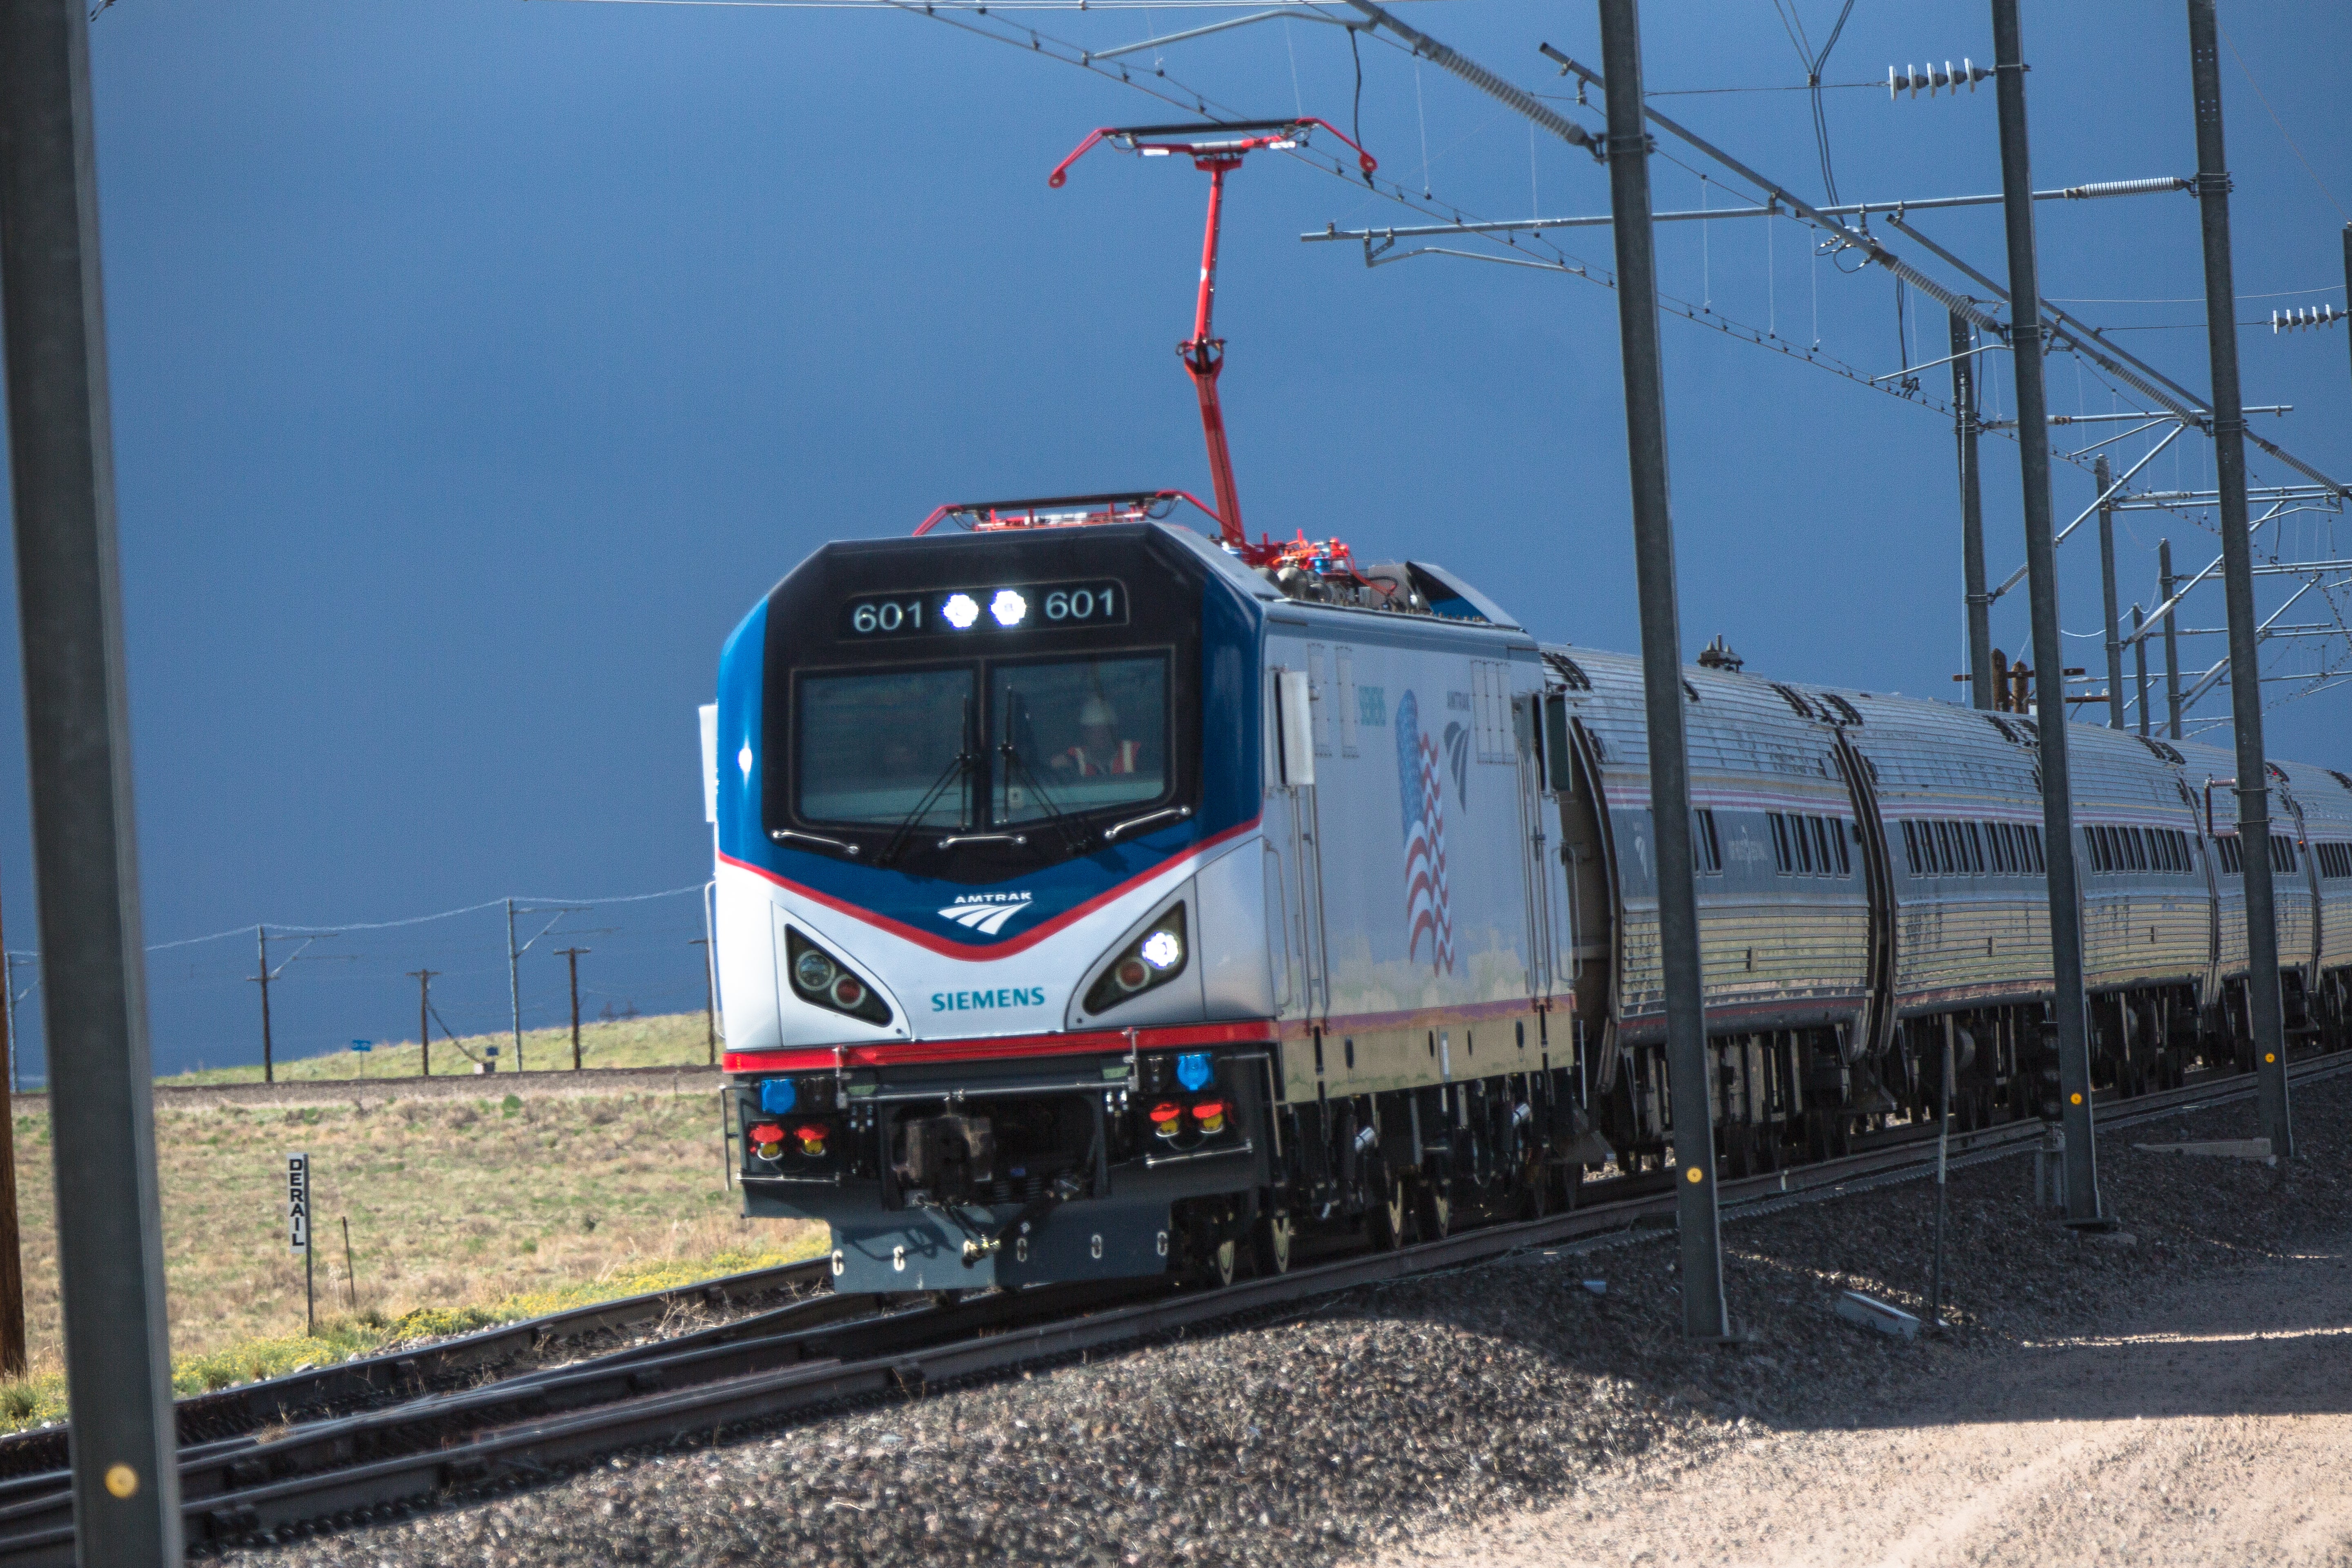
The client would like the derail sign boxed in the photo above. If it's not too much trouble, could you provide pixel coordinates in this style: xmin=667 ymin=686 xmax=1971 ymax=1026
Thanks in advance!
xmin=286 ymin=1151 xmax=310 ymax=1252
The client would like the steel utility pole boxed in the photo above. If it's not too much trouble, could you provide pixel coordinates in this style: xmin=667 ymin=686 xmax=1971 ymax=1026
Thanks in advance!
xmin=1951 ymin=310 xmax=1994 ymax=708
xmin=2097 ymin=457 xmax=2125 ymax=729
xmin=2133 ymin=605 xmax=2152 ymax=738
xmin=0 ymin=902 xmax=24 ymax=1379
xmin=1991 ymin=0 xmax=2106 ymax=1227
xmin=2160 ymin=540 xmax=2185 ymax=737
xmin=690 ymin=937 xmax=716 ymax=1066
xmin=2187 ymin=0 xmax=2290 ymax=1155
xmin=1597 ymin=0 xmax=1728 ymax=1340
xmin=556 ymin=947 xmax=588 ymax=1071
xmin=2343 ymin=224 xmax=2351 ymax=400
xmin=252 ymin=926 xmax=276 ymax=1085
xmin=407 ymin=969 xmax=439 ymax=1078
xmin=0 ymin=0 xmax=185 ymax=1551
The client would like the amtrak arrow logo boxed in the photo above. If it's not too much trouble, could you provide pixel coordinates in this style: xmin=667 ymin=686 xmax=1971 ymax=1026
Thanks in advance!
xmin=937 ymin=895 xmax=1032 ymax=936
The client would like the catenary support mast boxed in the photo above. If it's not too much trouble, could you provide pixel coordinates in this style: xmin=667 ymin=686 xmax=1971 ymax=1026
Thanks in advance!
xmin=1596 ymin=0 xmax=1728 ymax=1339
xmin=2160 ymin=539 xmax=2185 ymax=738
xmin=2187 ymin=0 xmax=2291 ymax=1154
xmin=0 ymin=0 xmax=184 ymax=1554
xmin=2098 ymin=456 xmax=2125 ymax=728
xmin=1952 ymin=312 xmax=1993 ymax=709
xmin=2133 ymin=605 xmax=2152 ymax=737
xmin=1990 ymin=0 xmax=2105 ymax=1225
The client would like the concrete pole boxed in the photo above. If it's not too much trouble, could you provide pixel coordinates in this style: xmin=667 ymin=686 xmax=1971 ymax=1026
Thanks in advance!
xmin=2187 ymin=0 xmax=2290 ymax=1154
xmin=1951 ymin=311 xmax=1994 ymax=709
xmin=1991 ymin=0 xmax=2105 ymax=1225
xmin=1596 ymin=0 xmax=1729 ymax=1339
xmin=2160 ymin=540 xmax=2185 ymax=738
xmin=0 ymin=0 xmax=185 ymax=1550
xmin=2097 ymin=456 xmax=2125 ymax=729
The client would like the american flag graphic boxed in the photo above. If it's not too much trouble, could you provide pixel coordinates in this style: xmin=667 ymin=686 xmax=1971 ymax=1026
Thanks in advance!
xmin=1394 ymin=690 xmax=1454 ymax=973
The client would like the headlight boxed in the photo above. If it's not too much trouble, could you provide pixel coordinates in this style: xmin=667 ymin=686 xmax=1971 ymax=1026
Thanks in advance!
xmin=783 ymin=927 xmax=892 ymax=1025
xmin=793 ymin=950 xmax=836 ymax=994
xmin=1081 ymin=903 xmax=1190 ymax=1017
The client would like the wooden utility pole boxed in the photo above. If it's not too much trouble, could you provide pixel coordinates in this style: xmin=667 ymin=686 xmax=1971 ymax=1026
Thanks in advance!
xmin=252 ymin=926 xmax=276 ymax=1085
xmin=407 ymin=969 xmax=439 ymax=1077
xmin=556 ymin=948 xmax=589 ymax=1071
xmin=690 ymin=938 xmax=716 ymax=1065
xmin=0 ymin=898 xmax=24 ymax=1378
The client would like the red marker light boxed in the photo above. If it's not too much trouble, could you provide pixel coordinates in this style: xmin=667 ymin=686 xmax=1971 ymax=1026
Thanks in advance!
xmin=749 ymin=1123 xmax=786 ymax=1159
xmin=831 ymin=974 xmax=866 ymax=1010
xmin=1191 ymin=1100 xmax=1227 ymax=1135
xmin=794 ymin=1124 xmax=829 ymax=1157
xmin=1149 ymin=1102 xmax=1183 ymax=1139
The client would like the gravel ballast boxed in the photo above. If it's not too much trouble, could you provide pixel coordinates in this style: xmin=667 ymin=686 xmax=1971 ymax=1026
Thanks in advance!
xmin=222 ymin=1072 xmax=2352 ymax=1568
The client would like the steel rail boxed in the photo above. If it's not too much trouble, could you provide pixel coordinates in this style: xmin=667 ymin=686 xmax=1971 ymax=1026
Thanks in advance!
xmin=3 ymin=1049 xmax=2344 ymax=1564
xmin=0 ymin=1274 xmax=1158 ymax=1553
xmin=0 ymin=1256 xmax=832 ymax=1483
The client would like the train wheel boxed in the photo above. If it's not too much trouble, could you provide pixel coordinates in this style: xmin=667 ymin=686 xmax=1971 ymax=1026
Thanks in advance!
xmin=1415 ymin=1178 xmax=1453 ymax=1241
xmin=1253 ymin=1209 xmax=1294 ymax=1277
xmin=1369 ymin=1162 xmax=1410 ymax=1252
xmin=1517 ymin=1154 xmax=1550 ymax=1221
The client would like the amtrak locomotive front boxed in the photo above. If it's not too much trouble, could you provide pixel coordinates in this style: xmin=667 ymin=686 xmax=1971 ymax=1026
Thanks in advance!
xmin=710 ymin=517 xmax=1326 ymax=1290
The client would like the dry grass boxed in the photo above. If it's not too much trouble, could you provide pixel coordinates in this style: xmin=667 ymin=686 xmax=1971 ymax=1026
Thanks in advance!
xmin=0 ymin=1085 xmax=822 ymax=1424
xmin=156 ymin=1009 xmax=717 ymax=1086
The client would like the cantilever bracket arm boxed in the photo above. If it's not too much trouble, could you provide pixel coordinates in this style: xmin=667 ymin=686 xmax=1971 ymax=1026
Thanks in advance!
xmin=1082 ymin=8 xmax=1366 ymax=66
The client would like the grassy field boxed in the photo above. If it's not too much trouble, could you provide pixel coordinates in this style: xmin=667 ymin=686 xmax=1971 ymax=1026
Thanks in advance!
xmin=0 ymin=1080 xmax=823 ymax=1426
xmin=155 ymin=1008 xmax=718 ymax=1086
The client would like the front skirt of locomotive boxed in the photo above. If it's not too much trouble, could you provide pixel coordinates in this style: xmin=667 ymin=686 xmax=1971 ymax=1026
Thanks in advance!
xmin=791 ymin=1195 xmax=1178 ymax=1293
xmin=733 ymin=1046 xmax=1272 ymax=1295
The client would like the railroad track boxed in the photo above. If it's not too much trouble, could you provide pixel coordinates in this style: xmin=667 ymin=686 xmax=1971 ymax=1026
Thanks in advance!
xmin=0 ymin=1256 xmax=833 ymax=1483
xmin=5 ymin=1050 xmax=2344 ymax=1564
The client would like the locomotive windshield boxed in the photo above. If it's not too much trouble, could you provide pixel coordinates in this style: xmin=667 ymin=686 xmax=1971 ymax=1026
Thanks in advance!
xmin=994 ymin=656 xmax=1169 ymax=824
xmin=793 ymin=653 xmax=1172 ymax=836
xmin=764 ymin=525 xmax=1210 ymax=880
xmin=797 ymin=667 xmax=974 ymax=828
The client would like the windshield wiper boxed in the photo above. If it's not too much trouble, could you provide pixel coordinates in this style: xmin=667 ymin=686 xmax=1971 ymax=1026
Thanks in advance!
xmin=998 ymin=692 xmax=1093 ymax=859
xmin=877 ymin=697 xmax=976 ymax=867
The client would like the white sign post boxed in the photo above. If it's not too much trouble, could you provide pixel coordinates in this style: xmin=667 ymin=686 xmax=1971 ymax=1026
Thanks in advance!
xmin=287 ymin=1151 xmax=314 ymax=1336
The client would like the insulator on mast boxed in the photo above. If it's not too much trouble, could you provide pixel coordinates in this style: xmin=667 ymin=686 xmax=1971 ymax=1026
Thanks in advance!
xmin=2271 ymin=304 xmax=2341 ymax=334
xmin=1888 ymin=59 xmax=1993 ymax=100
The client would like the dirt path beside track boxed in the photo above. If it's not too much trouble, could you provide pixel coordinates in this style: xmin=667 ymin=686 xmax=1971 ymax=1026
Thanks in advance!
xmin=1366 ymin=1228 xmax=2352 ymax=1568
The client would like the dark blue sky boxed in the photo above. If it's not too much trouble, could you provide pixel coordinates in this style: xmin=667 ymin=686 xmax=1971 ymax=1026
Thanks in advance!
xmin=1 ymin=0 xmax=2344 ymax=1078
